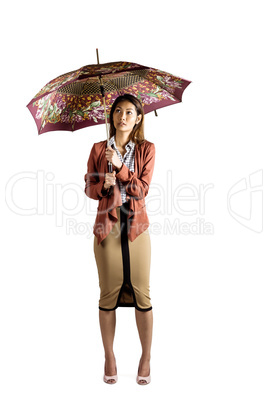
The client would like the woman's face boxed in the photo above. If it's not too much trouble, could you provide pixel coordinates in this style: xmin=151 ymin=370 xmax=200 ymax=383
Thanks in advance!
xmin=112 ymin=100 xmax=141 ymax=134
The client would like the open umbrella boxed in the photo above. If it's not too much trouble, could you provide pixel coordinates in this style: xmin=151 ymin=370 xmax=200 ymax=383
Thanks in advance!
xmin=27 ymin=49 xmax=191 ymax=172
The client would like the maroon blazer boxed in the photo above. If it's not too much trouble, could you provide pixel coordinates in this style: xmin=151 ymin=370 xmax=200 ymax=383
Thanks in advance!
xmin=84 ymin=139 xmax=156 ymax=245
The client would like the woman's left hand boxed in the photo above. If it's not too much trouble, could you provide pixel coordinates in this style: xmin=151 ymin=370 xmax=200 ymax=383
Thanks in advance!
xmin=105 ymin=146 xmax=122 ymax=170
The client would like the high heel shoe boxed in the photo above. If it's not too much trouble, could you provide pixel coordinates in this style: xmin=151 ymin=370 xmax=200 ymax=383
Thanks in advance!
xmin=103 ymin=373 xmax=118 ymax=384
xmin=103 ymin=360 xmax=118 ymax=384
xmin=136 ymin=374 xmax=151 ymax=385
xmin=136 ymin=359 xmax=151 ymax=385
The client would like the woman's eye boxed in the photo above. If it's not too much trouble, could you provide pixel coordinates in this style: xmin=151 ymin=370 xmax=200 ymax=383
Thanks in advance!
xmin=115 ymin=109 xmax=132 ymax=115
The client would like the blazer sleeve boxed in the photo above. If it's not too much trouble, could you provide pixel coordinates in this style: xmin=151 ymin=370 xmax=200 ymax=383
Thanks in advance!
xmin=84 ymin=143 xmax=109 ymax=200
xmin=115 ymin=142 xmax=155 ymax=200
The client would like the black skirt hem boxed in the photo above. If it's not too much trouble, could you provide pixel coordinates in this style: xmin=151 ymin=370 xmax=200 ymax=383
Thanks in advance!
xmin=99 ymin=305 xmax=153 ymax=312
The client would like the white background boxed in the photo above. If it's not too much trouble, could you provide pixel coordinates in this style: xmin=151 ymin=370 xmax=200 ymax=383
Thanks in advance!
xmin=1 ymin=0 xmax=267 ymax=401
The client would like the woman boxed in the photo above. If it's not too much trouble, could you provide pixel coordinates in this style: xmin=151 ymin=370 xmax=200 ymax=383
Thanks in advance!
xmin=84 ymin=94 xmax=155 ymax=385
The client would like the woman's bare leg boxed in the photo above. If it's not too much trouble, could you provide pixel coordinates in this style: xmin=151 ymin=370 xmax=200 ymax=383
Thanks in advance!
xmin=99 ymin=310 xmax=117 ymax=383
xmin=135 ymin=309 xmax=153 ymax=383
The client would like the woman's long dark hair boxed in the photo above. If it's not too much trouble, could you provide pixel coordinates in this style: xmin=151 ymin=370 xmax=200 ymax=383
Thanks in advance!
xmin=109 ymin=94 xmax=145 ymax=146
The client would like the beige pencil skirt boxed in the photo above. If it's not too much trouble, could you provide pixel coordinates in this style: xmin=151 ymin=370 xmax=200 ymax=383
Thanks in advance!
xmin=93 ymin=201 xmax=152 ymax=311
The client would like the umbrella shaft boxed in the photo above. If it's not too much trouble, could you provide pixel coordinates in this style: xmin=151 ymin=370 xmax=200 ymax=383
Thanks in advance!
xmin=108 ymin=162 xmax=113 ymax=172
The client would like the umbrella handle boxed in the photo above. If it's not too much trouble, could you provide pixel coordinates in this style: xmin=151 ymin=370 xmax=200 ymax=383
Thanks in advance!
xmin=108 ymin=161 xmax=113 ymax=173
xmin=108 ymin=161 xmax=114 ymax=196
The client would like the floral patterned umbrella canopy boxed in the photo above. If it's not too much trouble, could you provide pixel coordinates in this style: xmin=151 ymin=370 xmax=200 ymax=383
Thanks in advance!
xmin=27 ymin=61 xmax=191 ymax=135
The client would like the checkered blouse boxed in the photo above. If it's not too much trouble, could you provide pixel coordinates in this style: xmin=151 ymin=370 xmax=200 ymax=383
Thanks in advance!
xmin=108 ymin=135 xmax=135 ymax=204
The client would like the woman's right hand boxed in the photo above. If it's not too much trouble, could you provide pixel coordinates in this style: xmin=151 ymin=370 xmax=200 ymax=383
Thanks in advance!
xmin=103 ymin=171 xmax=116 ymax=190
